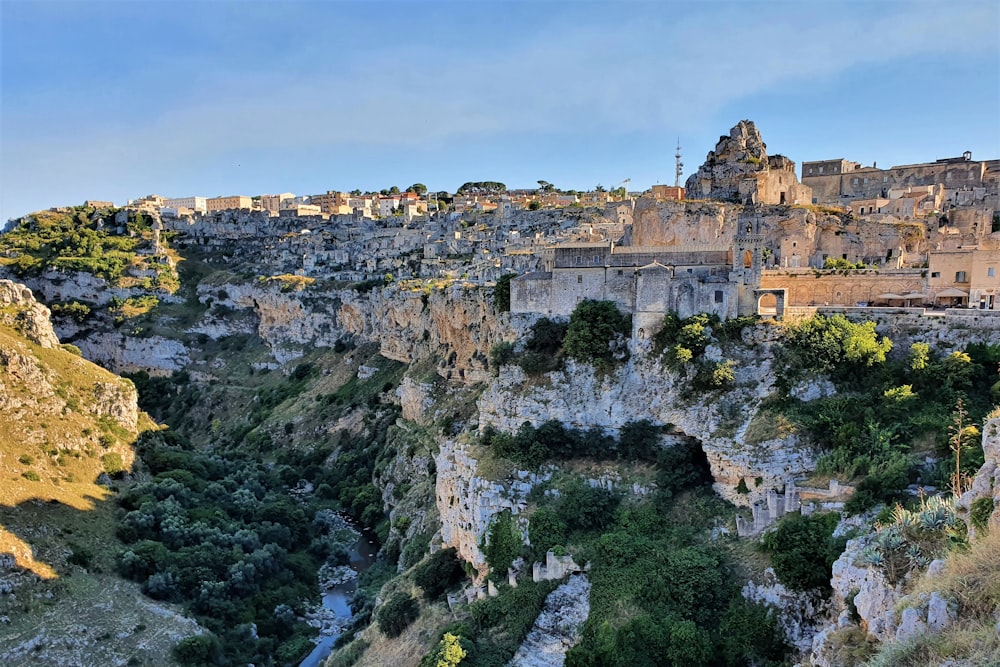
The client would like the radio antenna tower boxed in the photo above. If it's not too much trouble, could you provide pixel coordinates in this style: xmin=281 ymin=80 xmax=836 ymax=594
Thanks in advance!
xmin=674 ymin=138 xmax=683 ymax=188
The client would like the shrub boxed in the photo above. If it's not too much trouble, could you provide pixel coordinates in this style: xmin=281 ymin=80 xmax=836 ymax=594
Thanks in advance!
xmin=21 ymin=470 xmax=40 ymax=481
xmin=482 ymin=510 xmax=522 ymax=574
xmin=376 ymin=592 xmax=419 ymax=638
xmin=412 ymin=548 xmax=465 ymax=600
xmin=51 ymin=300 xmax=92 ymax=322
xmin=563 ymin=300 xmax=630 ymax=370
xmin=618 ymin=420 xmax=663 ymax=462
xmin=494 ymin=273 xmax=516 ymax=312
xmin=527 ymin=507 xmax=567 ymax=557
xmin=970 ymin=496 xmax=994 ymax=531
xmin=101 ymin=452 xmax=126 ymax=476
xmin=719 ymin=598 xmax=789 ymax=666
xmin=489 ymin=341 xmax=516 ymax=371
xmin=761 ymin=512 xmax=844 ymax=591
xmin=420 ymin=632 xmax=468 ymax=667
xmin=172 ymin=634 xmax=222 ymax=666
xmin=784 ymin=314 xmax=892 ymax=375
xmin=556 ymin=481 xmax=619 ymax=531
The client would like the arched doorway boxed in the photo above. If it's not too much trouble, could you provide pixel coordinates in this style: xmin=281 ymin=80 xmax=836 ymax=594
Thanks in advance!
xmin=757 ymin=293 xmax=778 ymax=316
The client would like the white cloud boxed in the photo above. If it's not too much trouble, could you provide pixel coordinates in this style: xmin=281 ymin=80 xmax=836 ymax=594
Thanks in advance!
xmin=2 ymin=0 xmax=996 ymax=218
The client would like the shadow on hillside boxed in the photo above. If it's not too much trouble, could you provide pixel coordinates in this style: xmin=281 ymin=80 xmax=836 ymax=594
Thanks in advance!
xmin=0 ymin=473 xmax=131 ymax=580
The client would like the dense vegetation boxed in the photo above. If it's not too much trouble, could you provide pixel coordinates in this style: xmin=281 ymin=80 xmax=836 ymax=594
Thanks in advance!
xmin=118 ymin=355 xmax=408 ymax=666
xmin=489 ymin=300 xmax=632 ymax=376
xmin=0 ymin=206 xmax=168 ymax=284
xmin=653 ymin=311 xmax=756 ymax=391
xmin=771 ymin=314 xmax=999 ymax=514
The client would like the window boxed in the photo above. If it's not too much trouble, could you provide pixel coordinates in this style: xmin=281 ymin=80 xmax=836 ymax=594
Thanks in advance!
xmin=989 ymin=267 xmax=995 ymax=277
xmin=714 ymin=290 xmax=724 ymax=303
xmin=818 ymin=166 xmax=824 ymax=174
xmin=956 ymin=271 xmax=968 ymax=283
xmin=853 ymin=178 xmax=859 ymax=185
xmin=883 ymin=176 xmax=889 ymax=183
xmin=617 ymin=270 xmax=623 ymax=276
xmin=577 ymin=275 xmax=583 ymax=284
xmin=931 ymin=272 xmax=940 ymax=278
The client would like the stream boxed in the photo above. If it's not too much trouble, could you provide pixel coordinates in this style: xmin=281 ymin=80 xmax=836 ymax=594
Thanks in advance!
xmin=298 ymin=522 xmax=379 ymax=667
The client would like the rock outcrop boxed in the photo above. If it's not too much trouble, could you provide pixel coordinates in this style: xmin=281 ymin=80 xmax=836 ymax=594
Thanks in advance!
xmin=508 ymin=575 xmax=591 ymax=667
xmin=958 ymin=414 xmax=1000 ymax=535
xmin=435 ymin=440 xmax=550 ymax=575
xmin=478 ymin=347 xmax=816 ymax=505
xmin=0 ymin=280 xmax=60 ymax=348
xmin=742 ymin=568 xmax=829 ymax=652
xmin=685 ymin=120 xmax=768 ymax=201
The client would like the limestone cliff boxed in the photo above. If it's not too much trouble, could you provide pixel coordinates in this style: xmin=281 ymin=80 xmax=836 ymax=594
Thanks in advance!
xmin=200 ymin=279 xmax=506 ymax=382
xmin=435 ymin=440 xmax=548 ymax=575
xmin=685 ymin=120 xmax=769 ymax=201
xmin=477 ymin=342 xmax=816 ymax=506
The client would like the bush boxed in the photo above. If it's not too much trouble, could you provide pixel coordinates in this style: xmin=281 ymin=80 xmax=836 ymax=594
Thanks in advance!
xmin=494 ymin=273 xmax=516 ymax=312
xmin=562 ymin=300 xmax=630 ymax=370
xmin=970 ymin=496 xmax=994 ymax=531
xmin=489 ymin=341 xmax=516 ymax=371
xmin=101 ymin=452 xmax=126 ymax=476
xmin=482 ymin=510 xmax=522 ymax=574
xmin=761 ymin=512 xmax=844 ymax=591
xmin=785 ymin=314 xmax=892 ymax=376
xmin=719 ymin=598 xmax=789 ymax=666
xmin=172 ymin=634 xmax=222 ymax=666
xmin=556 ymin=481 xmax=619 ymax=531
xmin=618 ymin=420 xmax=663 ymax=461
xmin=412 ymin=548 xmax=465 ymax=600
xmin=376 ymin=592 xmax=419 ymax=638
xmin=527 ymin=507 xmax=567 ymax=557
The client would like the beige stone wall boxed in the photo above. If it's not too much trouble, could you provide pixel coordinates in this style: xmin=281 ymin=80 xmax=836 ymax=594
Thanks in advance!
xmin=206 ymin=195 xmax=252 ymax=212
xmin=760 ymin=269 xmax=925 ymax=307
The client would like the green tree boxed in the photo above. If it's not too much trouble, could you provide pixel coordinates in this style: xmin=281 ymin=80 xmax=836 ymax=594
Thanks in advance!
xmin=761 ymin=512 xmax=843 ymax=591
xmin=562 ymin=300 xmax=631 ymax=370
xmin=413 ymin=548 xmax=465 ymax=600
xmin=719 ymin=598 xmax=788 ymax=666
xmin=407 ymin=183 xmax=428 ymax=196
xmin=376 ymin=592 xmax=419 ymax=637
xmin=786 ymin=314 xmax=892 ymax=374
xmin=527 ymin=507 xmax=567 ymax=556
xmin=494 ymin=273 xmax=516 ymax=312
xmin=666 ymin=619 xmax=713 ymax=666
xmin=172 ymin=634 xmax=222 ymax=666
xmin=482 ymin=510 xmax=521 ymax=574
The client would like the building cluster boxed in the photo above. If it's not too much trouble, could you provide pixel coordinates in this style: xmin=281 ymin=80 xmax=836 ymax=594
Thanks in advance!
xmin=123 ymin=183 xmax=637 ymax=227
xmin=90 ymin=119 xmax=999 ymax=326
xmin=512 ymin=120 xmax=1000 ymax=328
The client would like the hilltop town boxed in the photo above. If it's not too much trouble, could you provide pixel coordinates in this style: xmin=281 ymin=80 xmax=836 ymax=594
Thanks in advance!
xmin=43 ymin=120 xmax=999 ymax=333
xmin=3 ymin=121 xmax=1000 ymax=667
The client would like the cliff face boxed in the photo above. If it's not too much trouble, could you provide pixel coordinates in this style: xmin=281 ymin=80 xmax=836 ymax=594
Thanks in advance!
xmin=200 ymin=279 xmax=505 ymax=382
xmin=477 ymin=345 xmax=816 ymax=506
xmin=0 ymin=280 xmax=61 ymax=349
xmin=0 ymin=280 xmax=142 ymax=513
xmin=435 ymin=440 xmax=546 ymax=575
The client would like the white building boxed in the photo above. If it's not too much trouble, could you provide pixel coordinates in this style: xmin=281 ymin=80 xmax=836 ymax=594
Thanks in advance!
xmin=164 ymin=196 xmax=207 ymax=214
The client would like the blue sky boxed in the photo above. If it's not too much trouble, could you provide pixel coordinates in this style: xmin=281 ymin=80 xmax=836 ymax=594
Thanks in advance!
xmin=2 ymin=0 xmax=998 ymax=221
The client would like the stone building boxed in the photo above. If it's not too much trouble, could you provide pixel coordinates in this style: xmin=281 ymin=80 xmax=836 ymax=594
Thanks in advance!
xmin=684 ymin=120 xmax=812 ymax=206
xmin=802 ymin=152 xmax=1000 ymax=206
xmin=206 ymin=195 xmax=253 ymax=212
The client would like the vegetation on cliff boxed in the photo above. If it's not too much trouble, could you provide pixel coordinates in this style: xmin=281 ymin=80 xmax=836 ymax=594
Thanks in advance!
xmin=0 ymin=206 xmax=177 ymax=290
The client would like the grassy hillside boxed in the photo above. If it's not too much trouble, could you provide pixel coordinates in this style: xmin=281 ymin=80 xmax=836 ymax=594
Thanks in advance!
xmin=0 ymin=312 xmax=198 ymax=666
